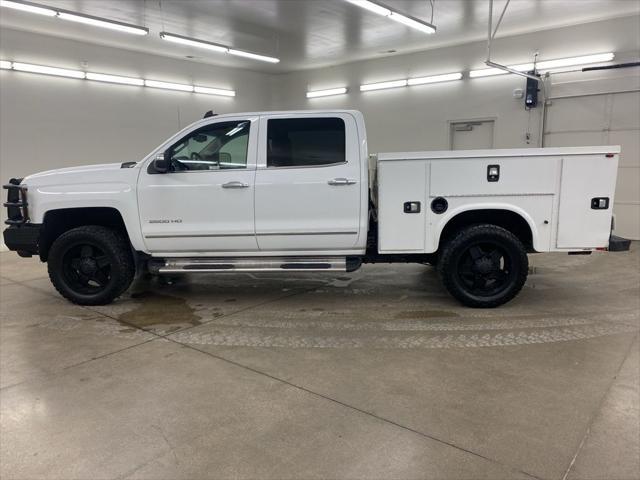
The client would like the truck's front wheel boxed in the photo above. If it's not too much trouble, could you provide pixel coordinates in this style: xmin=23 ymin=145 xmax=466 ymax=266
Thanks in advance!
xmin=47 ymin=226 xmax=135 ymax=305
xmin=437 ymin=224 xmax=528 ymax=308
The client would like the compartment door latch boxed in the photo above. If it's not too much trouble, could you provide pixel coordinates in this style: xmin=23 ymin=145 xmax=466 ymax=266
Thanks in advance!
xmin=403 ymin=201 xmax=421 ymax=214
xmin=591 ymin=197 xmax=610 ymax=209
xmin=487 ymin=164 xmax=500 ymax=182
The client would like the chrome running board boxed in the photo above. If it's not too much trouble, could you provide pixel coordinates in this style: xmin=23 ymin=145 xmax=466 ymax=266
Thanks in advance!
xmin=149 ymin=256 xmax=362 ymax=274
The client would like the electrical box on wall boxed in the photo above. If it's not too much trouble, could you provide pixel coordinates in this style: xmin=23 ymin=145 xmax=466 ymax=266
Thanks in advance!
xmin=525 ymin=71 xmax=540 ymax=108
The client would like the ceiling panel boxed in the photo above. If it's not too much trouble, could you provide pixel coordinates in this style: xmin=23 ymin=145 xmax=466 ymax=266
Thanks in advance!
xmin=0 ymin=0 xmax=638 ymax=72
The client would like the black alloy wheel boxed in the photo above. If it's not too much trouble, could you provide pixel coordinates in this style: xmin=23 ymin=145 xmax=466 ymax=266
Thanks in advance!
xmin=455 ymin=242 xmax=515 ymax=297
xmin=62 ymin=243 xmax=112 ymax=295
xmin=48 ymin=225 xmax=135 ymax=305
xmin=437 ymin=224 xmax=528 ymax=308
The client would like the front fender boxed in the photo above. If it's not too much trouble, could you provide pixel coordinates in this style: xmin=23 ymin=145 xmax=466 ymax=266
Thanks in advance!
xmin=31 ymin=182 xmax=145 ymax=252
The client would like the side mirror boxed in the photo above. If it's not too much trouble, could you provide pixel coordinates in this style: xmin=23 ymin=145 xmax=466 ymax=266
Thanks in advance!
xmin=153 ymin=152 xmax=170 ymax=173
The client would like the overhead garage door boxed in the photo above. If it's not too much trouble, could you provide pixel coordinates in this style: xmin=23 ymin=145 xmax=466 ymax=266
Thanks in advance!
xmin=544 ymin=89 xmax=640 ymax=240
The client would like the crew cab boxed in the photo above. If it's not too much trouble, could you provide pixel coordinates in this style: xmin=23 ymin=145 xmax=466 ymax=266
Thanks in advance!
xmin=3 ymin=110 xmax=630 ymax=307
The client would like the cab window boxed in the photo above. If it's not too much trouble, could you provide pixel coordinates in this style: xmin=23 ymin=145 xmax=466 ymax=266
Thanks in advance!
xmin=267 ymin=118 xmax=345 ymax=168
xmin=168 ymin=120 xmax=250 ymax=171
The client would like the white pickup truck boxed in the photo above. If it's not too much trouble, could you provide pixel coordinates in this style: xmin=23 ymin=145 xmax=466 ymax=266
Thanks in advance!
xmin=3 ymin=110 xmax=630 ymax=307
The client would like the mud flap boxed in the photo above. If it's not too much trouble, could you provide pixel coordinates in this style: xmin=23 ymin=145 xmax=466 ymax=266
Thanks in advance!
xmin=608 ymin=234 xmax=631 ymax=252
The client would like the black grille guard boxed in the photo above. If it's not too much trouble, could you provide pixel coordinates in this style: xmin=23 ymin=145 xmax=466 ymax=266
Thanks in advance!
xmin=3 ymin=178 xmax=28 ymax=225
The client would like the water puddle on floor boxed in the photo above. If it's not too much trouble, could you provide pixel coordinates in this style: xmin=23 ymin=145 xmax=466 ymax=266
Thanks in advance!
xmin=119 ymin=291 xmax=202 ymax=329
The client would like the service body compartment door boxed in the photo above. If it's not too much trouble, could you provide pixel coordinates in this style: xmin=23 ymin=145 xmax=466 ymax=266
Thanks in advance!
xmin=254 ymin=113 xmax=362 ymax=251
xmin=377 ymin=160 xmax=427 ymax=252
xmin=557 ymin=154 xmax=619 ymax=248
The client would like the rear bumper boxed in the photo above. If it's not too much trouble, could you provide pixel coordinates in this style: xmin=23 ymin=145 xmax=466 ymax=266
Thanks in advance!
xmin=3 ymin=224 xmax=41 ymax=257
xmin=608 ymin=234 xmax=631 ymax=252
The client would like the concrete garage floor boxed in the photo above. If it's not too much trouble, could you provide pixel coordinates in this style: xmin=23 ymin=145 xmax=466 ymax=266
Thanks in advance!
xmin=1 ymin=245 xmax=639 ymax=480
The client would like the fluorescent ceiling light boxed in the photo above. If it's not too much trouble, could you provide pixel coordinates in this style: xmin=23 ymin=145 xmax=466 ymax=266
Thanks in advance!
xmin=344 ymin=0 xmax=435 ymax=34
xmin=388 ymin=12 xmax=436 ymax=34
xmin=12 ymin=62 xmax=85 ymax=79
xmin=1 ymin=1 xmax=148 ymax=34
xmin=160 ymin=32 xmax=229 ymax=53
xmin=144 ymin=80 xmax=194 ymax=92
xmin=408 ymin=72 xmax=462 ymax=85
xmin=360 ymin=79 xmax=407 ymax=91
xmin=228 ymin=49 xmax=280 ymax=64
xmin=470 ymin=53 xmax=615 ymax=78
xmin=307 ymin=87 xmax=348 ymax=98
xmin=469 ymin=63 xmax=535 ymax=78
xmin=343 ymin=0 xmax=390 ymax=16
xmin=86 ymin=72 xmax=144 ymax=86
xmin=0 ymin=0 xmax=56 ymax=16
xmin=57 ymin=11 xmax=148 ymax=35
xmin=469 ymin=68 xmax=510 ymax=78
xmin=536 ymin=53 xmax=614 ymax=70
xmin=160 ymin=32 xmax=280 ymax=64
xmin=6 ymin=59 xmax=237 ymax=97
xmin=194 ymin=86 xmax=236 ymax=97
xmin=360 ymin=73 xmax=459 ymax=93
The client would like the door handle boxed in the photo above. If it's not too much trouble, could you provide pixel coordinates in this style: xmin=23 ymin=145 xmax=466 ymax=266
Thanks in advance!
xmin=328 ymin=178 xmax=356 ymax=186
xmin=222 ymin=181 xmax=249 ymax=189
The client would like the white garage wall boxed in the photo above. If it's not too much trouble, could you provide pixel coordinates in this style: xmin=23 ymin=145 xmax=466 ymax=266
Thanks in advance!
xmin=543 ymin=75 xmax=640 ymax=239
xmin=0 ymin=28 xmax=272 ymax=184
xmin=271 ymin=15 xmax=640 ymax=153
xmin=0 ymin=15 xmax=638 ymax=241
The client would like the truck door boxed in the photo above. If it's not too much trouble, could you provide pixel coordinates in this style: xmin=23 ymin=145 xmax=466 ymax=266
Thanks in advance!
xmin=137 ymin=117 xmax=258 ymax=254
xmin=254 ymin=113 xmax=362 ymax=251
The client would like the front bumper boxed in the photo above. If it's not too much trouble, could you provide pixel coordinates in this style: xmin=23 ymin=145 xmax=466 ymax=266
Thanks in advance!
xmin=3 ymin=224 xmax=41 ymax=257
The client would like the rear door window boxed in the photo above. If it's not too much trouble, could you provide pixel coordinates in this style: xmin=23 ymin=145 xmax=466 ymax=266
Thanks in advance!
xmin=267 ymin=118 xmax=345 ymax=167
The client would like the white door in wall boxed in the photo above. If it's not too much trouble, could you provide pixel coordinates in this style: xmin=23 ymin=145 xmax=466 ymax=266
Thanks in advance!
xmin=450 ymin=120 xmax=495 ymax=150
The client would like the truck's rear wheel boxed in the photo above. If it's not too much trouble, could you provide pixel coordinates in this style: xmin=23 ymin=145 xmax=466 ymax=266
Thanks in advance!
xmin=437 ymin=224 xmax=528 ymax=308
xmin=47 ymin=226 xmax=134 ymax=305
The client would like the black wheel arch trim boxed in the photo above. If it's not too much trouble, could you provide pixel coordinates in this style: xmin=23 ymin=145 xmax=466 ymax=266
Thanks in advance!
xmin=39 ymin=207 xmax=130 ymax=261
xmin=437 ymin=208 xmax=536 ymax=253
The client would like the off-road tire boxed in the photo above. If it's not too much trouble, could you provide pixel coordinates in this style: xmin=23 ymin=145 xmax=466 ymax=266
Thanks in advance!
xmin=47 ymin=225 xmax=135 ymax=305
xmin=437 ymin=224 xmax=528 ymax=308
